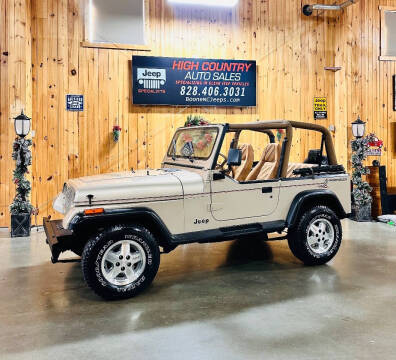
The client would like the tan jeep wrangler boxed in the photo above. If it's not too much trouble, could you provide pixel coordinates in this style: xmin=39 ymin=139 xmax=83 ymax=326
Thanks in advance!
xmin=44 ymin=120 xmax=351 ymax=300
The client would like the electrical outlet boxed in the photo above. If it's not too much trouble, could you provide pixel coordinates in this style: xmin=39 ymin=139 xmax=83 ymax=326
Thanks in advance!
xmin=31 ymin=130 xmax=36 ymax=138
xmin=329 ymin=125 xmax=335 ymax=132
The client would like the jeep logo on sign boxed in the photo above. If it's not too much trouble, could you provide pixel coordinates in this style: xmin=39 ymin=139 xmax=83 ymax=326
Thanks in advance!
xmin=137 ymin=68 xmax=166 ymax=89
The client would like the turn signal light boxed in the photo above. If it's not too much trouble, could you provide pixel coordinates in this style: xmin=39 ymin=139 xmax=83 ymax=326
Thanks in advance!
xmin=84 ymin=208 xmax=104 ymax=215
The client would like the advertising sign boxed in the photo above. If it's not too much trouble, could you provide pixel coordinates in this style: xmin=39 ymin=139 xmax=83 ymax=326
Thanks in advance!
xmin=132 ymin=56 xmax=256 ymax=107
xmin=314 ymin=97 xmax=327 ymax=119
xmin=66 ymin=95 xmax=84 ymax=111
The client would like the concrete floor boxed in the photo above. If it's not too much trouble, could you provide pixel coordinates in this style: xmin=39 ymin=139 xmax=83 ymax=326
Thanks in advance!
xmin=1 ymin=220 xmax=396 ymax=360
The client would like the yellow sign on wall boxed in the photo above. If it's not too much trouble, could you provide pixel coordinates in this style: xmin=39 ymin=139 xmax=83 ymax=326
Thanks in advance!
xmin=314 ymin=97 xmax=327 ymax=119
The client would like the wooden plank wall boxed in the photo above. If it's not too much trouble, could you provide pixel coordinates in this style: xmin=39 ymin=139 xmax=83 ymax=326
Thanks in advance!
xmin=1 ymin=0 xmax=396 ymax=227
xmin=0 ymin=0 xmax=32 ymax=227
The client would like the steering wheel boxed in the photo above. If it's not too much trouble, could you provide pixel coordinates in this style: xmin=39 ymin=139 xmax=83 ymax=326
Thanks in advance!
xmin=215 ymin=153 xmax=228 ymax=170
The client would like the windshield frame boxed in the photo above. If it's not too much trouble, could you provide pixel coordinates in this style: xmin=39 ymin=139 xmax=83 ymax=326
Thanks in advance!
xmin=162 ymin=124 xmax=225 ymax=170
xmin=166 ymin=126 xmax=220 ymax=161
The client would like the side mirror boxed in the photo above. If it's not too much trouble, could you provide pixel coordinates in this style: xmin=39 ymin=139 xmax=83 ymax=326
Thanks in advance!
xmin=227 ymin=148 xmax=242 ymax=166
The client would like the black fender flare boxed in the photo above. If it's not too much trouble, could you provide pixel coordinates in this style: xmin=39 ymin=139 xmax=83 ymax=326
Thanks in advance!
xmin=69 ymin=207 xmax=176 ymax=252
xmin=286 ymin=190 xmax=348 ymax=228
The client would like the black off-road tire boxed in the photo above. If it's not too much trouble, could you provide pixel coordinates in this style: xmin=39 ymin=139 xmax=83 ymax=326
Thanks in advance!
xmin=288 ymin=205 xmax=342 ymax=266
xmin=81 ymin=224 xmax=160 ymax=300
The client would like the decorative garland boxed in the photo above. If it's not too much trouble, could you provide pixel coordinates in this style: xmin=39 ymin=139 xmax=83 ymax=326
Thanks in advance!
xmin=184 ymin=115 xmax=209 ymax=127
xmin=351 ymin=135 xmax=372 ymax=207
xmin=10 ymin=138 xmax=34 ymax=215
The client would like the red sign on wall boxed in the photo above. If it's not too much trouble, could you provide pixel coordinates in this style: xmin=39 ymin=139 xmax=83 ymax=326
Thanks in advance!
xmin=367 ymin=136 xmax=383 ymax=156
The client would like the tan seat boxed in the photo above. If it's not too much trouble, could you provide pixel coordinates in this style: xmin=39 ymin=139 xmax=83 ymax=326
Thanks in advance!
xmin=246 ymin=143 xmax=281 ymax=181
xmin=232 ymin=143 xmax=254 ymax=182
xmin=286 ymin=163 xmax=316 ymax=178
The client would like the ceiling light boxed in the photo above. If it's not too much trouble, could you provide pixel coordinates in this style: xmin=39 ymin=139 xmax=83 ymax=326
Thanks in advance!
xmin=168 ymin=0 xmax=238 ymax=7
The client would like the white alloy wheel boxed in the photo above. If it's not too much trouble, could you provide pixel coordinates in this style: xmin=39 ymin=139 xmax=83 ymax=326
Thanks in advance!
xmin=101 ymin=240 xmax=146 ymax=286
xmin=306 ymin=218 xmax=335 ymax=255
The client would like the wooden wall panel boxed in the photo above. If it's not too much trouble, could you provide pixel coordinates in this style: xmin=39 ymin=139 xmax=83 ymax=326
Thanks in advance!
xmin=1 ymin=0 xmax=396 ymax=227
xmin=0 ymin=0 xmax=32 ymax=227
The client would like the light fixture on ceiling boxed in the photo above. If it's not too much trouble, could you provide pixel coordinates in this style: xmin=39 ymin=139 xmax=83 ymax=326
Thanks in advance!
xmin=168 ymin=0 xmax=238 ymax=7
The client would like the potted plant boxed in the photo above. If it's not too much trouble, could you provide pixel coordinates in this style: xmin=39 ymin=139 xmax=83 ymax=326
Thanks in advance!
xmin=10 ymin=111 xmax=35 ymax=237
xmin=351 ymin=133 xmax=372 ymax=222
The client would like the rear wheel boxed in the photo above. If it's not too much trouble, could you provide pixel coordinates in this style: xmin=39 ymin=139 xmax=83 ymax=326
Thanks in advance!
xmin=288 ymin=205 xmax=342 ymax=265
xmin=81 ymin=224 xmax=160 ymax=300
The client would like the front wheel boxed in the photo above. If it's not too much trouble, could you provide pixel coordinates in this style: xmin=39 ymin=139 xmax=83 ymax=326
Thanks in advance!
xmin=288 ymin=206 xmax=342 ymax=265
xmin=81 ymin=224 xmax=160 ymax=300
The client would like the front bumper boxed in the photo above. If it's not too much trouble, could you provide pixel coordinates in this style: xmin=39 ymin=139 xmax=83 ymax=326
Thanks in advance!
xmin=43 ymin=217 xmax=74 ymax=263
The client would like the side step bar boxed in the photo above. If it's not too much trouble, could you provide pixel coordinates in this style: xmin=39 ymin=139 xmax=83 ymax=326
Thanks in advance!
xmin=172 ymin=221 xmax=286 ymax=245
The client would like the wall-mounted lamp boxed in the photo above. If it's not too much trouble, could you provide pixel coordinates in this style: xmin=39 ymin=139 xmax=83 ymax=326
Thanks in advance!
xmin=168 ymin=0 xmax=238 ymax=6
xmin=352 ymin=116 xmax=366 ymax=139
xmin=14 ymin=110 xmax=31 ymax=138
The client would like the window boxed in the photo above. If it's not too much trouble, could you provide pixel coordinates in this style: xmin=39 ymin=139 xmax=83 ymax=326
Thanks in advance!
xmin=289 ymin=128 xmax=327 ymax=164
xmin=237 ymin=130 xmax=273 ymax=163
xmin=83 ymin=0 xmax=149 ymax=51
xmin=380 ymin=6 xmax=396 ymax=61
xmin=168 ymin=127 xmax=219 ymax=160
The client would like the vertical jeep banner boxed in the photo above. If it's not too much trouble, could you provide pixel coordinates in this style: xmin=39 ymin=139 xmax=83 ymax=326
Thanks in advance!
xmin=132 ymin=56 xmax=256 ymax=107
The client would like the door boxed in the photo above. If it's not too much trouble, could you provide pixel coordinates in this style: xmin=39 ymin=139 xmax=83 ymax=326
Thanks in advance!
xmin=210 ymin=176 xmax=280 ymax=221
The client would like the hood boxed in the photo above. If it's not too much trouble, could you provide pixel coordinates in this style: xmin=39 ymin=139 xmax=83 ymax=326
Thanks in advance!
xmin=54 ymin=168 xmax=204 ymax=213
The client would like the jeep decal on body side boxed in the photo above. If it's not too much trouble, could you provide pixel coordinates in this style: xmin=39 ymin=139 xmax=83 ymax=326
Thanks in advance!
xmin=194 ymin=218 xmax=209 ymax=225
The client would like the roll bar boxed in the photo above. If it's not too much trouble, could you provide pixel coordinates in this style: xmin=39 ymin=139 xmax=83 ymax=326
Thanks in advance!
xmin=228 ymin=120 xmax=337 ymax=178
xmin=230 ymin=128 xmax=276 ymax=144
